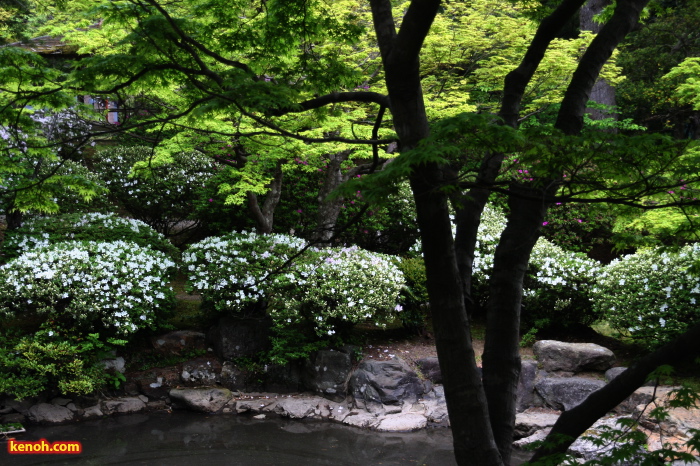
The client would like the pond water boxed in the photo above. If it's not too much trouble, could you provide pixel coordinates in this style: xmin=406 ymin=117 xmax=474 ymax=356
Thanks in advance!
xmin=3 ymin=411 xmax=532 ymax=465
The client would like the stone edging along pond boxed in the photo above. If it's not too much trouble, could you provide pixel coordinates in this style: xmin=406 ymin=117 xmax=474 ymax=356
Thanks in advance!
xmin=2 ymin=335 xmax=698 ymax=459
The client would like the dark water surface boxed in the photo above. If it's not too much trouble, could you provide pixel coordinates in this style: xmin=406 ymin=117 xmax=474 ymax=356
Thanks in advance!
xmin=2 ymin=411 xmax=532 ymax=465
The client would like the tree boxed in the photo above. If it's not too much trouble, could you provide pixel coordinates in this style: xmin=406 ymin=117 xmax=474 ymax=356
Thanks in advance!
xmin=4 ymin=0 xmax=700 ymax=464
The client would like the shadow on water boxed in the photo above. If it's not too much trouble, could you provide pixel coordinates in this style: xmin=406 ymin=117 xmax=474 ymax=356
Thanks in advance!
xmin=2 ymin=411 xmax=533 ymax=465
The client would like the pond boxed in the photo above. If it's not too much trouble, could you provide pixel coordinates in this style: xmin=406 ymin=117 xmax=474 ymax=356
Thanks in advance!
xmin=3 ymin=411 xmax=533 ymax=465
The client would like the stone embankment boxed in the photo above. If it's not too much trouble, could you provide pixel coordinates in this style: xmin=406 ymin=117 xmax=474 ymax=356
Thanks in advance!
xmin=2 ymin=332 xmax=698 ymax=462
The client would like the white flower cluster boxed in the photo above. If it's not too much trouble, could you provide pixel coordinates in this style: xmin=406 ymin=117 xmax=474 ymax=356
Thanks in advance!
xmin=0 ymin=240 xmax=177 ymax=336
xmin=270 ymin=246 xmax=405 ymax=336
xmin=184 ymin=232 xmax=405 ymax=336
xmin=3 ymin=212 xmax=176 ymax=259
xmin=593 ymin=245 xmax=700 ymax=347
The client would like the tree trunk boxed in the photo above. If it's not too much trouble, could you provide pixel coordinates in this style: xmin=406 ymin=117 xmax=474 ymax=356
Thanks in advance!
xmin=313 ymin=151 xmax=351 ymax=244
xmin=247 ymin=161 xmax=283 ymax=234
xmin=482 ymin=186 xmax=548 ymax=464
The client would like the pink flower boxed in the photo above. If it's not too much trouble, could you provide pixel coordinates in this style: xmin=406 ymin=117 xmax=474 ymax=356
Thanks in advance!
xmin=208 ymin=198 xmax=213 ymax=202
xmin=297 ymin=209 xmax=303 ymax=213
xmin=577 ymin=219 xmax=583 ymax=223
xmin=542 ymin=221 xmax=549 ymax=226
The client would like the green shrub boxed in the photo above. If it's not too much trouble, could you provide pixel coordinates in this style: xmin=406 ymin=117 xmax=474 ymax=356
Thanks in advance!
xmin=0 ymin=331 xmax=120 ymax=399
xmin=93 ymin=146 xmax=216 ymax=236
xmin=0 ymin=240 xmax=177 ymax=338
xmin=593 ymin=245 xmax=700 ymax=348
xmin=2 ymin=212 xmax=179 ymax=261
xmin=395 ymin=256 xmax=430 ymax=330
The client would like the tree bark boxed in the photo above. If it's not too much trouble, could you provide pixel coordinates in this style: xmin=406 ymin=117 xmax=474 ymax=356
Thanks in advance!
xmin=531 ymin=321 xmax=700 ymax=461
xmin=313 ymin=151 xmax=351 ymax=244
xmin=581 ymin=0 xmax=618 ymax=122
xmin=247 ymin=161 xmax=283 ymax=234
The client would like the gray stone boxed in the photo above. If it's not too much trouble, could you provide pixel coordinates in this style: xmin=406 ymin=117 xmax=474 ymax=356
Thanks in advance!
xmin=274 ymin=398 xmax=319 ymax=419
xmin=1 ymin=413 xmax=26 ymax=424
xmin=207 ymin=315 xmax=272 ymax=360
xmin=514 ymin=411 xmax=560 ymax=439
xmin=50 ymin=397 xmax=72 ymax=406
xmin=27 ymin=403 xmax=74 ymax=424
xmin=219 ymin=362 xmax=247 ymax=391
xmin=349 ymin=357 xmax=425 ymax=406
xmin=169 ymin=388 xmax=233 ymax=413
xmin=102 ymin=356 xmax=126 ymax=374
xmin=416 ymin=357 xmax=442 ymax=384
xmin=101 ymin=397 xmax=147 ymax=415
xmin=302 ymin=349 xmax=352 ymax=401
xmin=533 ymin=340 xmax=616 ymax=373
xmin=180 ymin=356 xmax=221 ymax=386
xmin=517 ymin=359 xmax=538 ymax=413
xmin=375 ymin=413 xmax=427 ymax=432
xmin=6 ymin=398 xmax=38 ymax=415
xmin=341 ymin=411 xmax=379 ymax=428
xmin=152 ymin=330 xmax=206 ymax=355
xmin=132 ymin=366 xmax=180 ymax=400
xmin=81 ymin=405 xmax=104 ymax=419
xmin=536 ymin=377 xmax=606 ymax=411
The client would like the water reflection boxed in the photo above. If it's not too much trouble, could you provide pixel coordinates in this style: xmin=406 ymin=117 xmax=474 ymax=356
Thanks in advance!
xmin=3 ymin=411 xmax=531 ymax=465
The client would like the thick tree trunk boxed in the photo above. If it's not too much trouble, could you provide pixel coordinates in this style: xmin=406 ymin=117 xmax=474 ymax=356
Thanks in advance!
xmin=531 ymin=320 xmax=700 ymax=461
xmin=247 ymin=161 xmax=283 ymax=234
xmin=313 ymin=151 xmax=351 ymax=244
xmin=482 ymin=187 xmax=548 ymax=464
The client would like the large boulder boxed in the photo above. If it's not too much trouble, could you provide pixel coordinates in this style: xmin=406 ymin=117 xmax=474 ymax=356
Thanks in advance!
xmin=535 ymin=377 xmax=606 ymax=411
xmin=349 ymin=357 xmax=425 ymax=406
xmin=302 ymin=349 xmax=353 ymax=401
xmin=27 ymin=403 xmax=74 ymax=424
xmin=101 ymin=397 xmax=147 ymax=415
xmin=533 ymin=340 xmax=616 ymax=373
xmin=152 ymin=330 xmax=206 ymax=356
xmin=169 ymin=387 xmax=233 ymax=413
xmin=207 ymin=315 xmax=272 ymax=360
xmin=517 ymin=359 xmax=538 ymax=413
xmin=416 ymin=357 xmax=442 ymax=384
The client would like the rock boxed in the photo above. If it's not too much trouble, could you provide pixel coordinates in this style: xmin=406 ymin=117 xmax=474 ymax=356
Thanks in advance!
xmin=513 ymin=428 xmax=551 ymax=449
xmin=274 ymin=398 xmax=319 ymax=419
xmin=82 ymin=405 xmax=104 ymax=419
xmin=207 ymin=315 xmax=272 ymax=360
xmin=661 ymin=405 xmax=700 ymax=436
xmin=131 ymin=366 xmax=180 ymax=400
xmin=181 ymin=356 xmax=222 ymax=386
xmin=27 ymin=403 xmax=74 ymax=424
xmin=568 ymin=416 xmax=645 ymax=462
xmin=517 ymin=359 xmax=538 ymax=413
xmin=102 ymin=356 xmax=126 ymax=374
xmin=302 ymin=349 xmax=353 ymax=401
xmin=514 ymin=411 xmax=560 ymax=439
xmin=152 ymin=330 xmax=206 ymax=355
xmin=1 ymin=413 xmax=26 ymax=424
xmin=6 ymin=398 xmax=40 ymax=415
xmin=169 ymin=388 xmax=233 ymax=413
xmin=376 ymin=413 xmax=427 ymax=432
xmin=341 ymin=411 xmax=379 ymax=428
xmin=219 ymin=361 xmax=247 ymax=391
xmin=349 ymin=357 xmax=425 ymax=406
xmin=416 ymin=357 xmax=442 ymax=384
xmin=535 ymin=377 xmax=606 ymax=411
xmin=533 ymin=340 xmax=616 ymax=373
xmin=253 ymin=414 xmax=266 ymax=420
xmin=101 ymin=397 xmax=147 ymax=415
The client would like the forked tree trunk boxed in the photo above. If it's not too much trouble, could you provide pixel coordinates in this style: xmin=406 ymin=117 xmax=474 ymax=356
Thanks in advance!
xmin=247 ymin=161 xmax=283 ymax=234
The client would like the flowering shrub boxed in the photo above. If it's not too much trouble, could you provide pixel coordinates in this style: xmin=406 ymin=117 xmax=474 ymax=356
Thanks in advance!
xmin=268 ymin=246 xmax=404 ymax=336
xmin=184 ymin=231 xmax=307 ymax=314
xmin=184 ymin=232 xmax=405 ymax=361
xmin=0 ymin=240 xmax=177 ymax=338
xmin=2 ymin=212 xmax=179 ymax=260
xmin=93 ymin=146 xmax=216 ymax=236
xmin=593 ymin=246 xmax=700 ymax=348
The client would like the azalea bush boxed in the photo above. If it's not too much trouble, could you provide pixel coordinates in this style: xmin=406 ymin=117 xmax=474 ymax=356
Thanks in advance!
xmin=593 ymin=245 xmax=700 ymax=348
xmin=2 ymin=212 xmax=179 ymax=260
xmin=0 ymin=240 xmax=177 ymax=338
xmin=93 ymin=146 xmax=217 ymax=236
xmin=184 ymin=232 xmax=405 ymax=362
